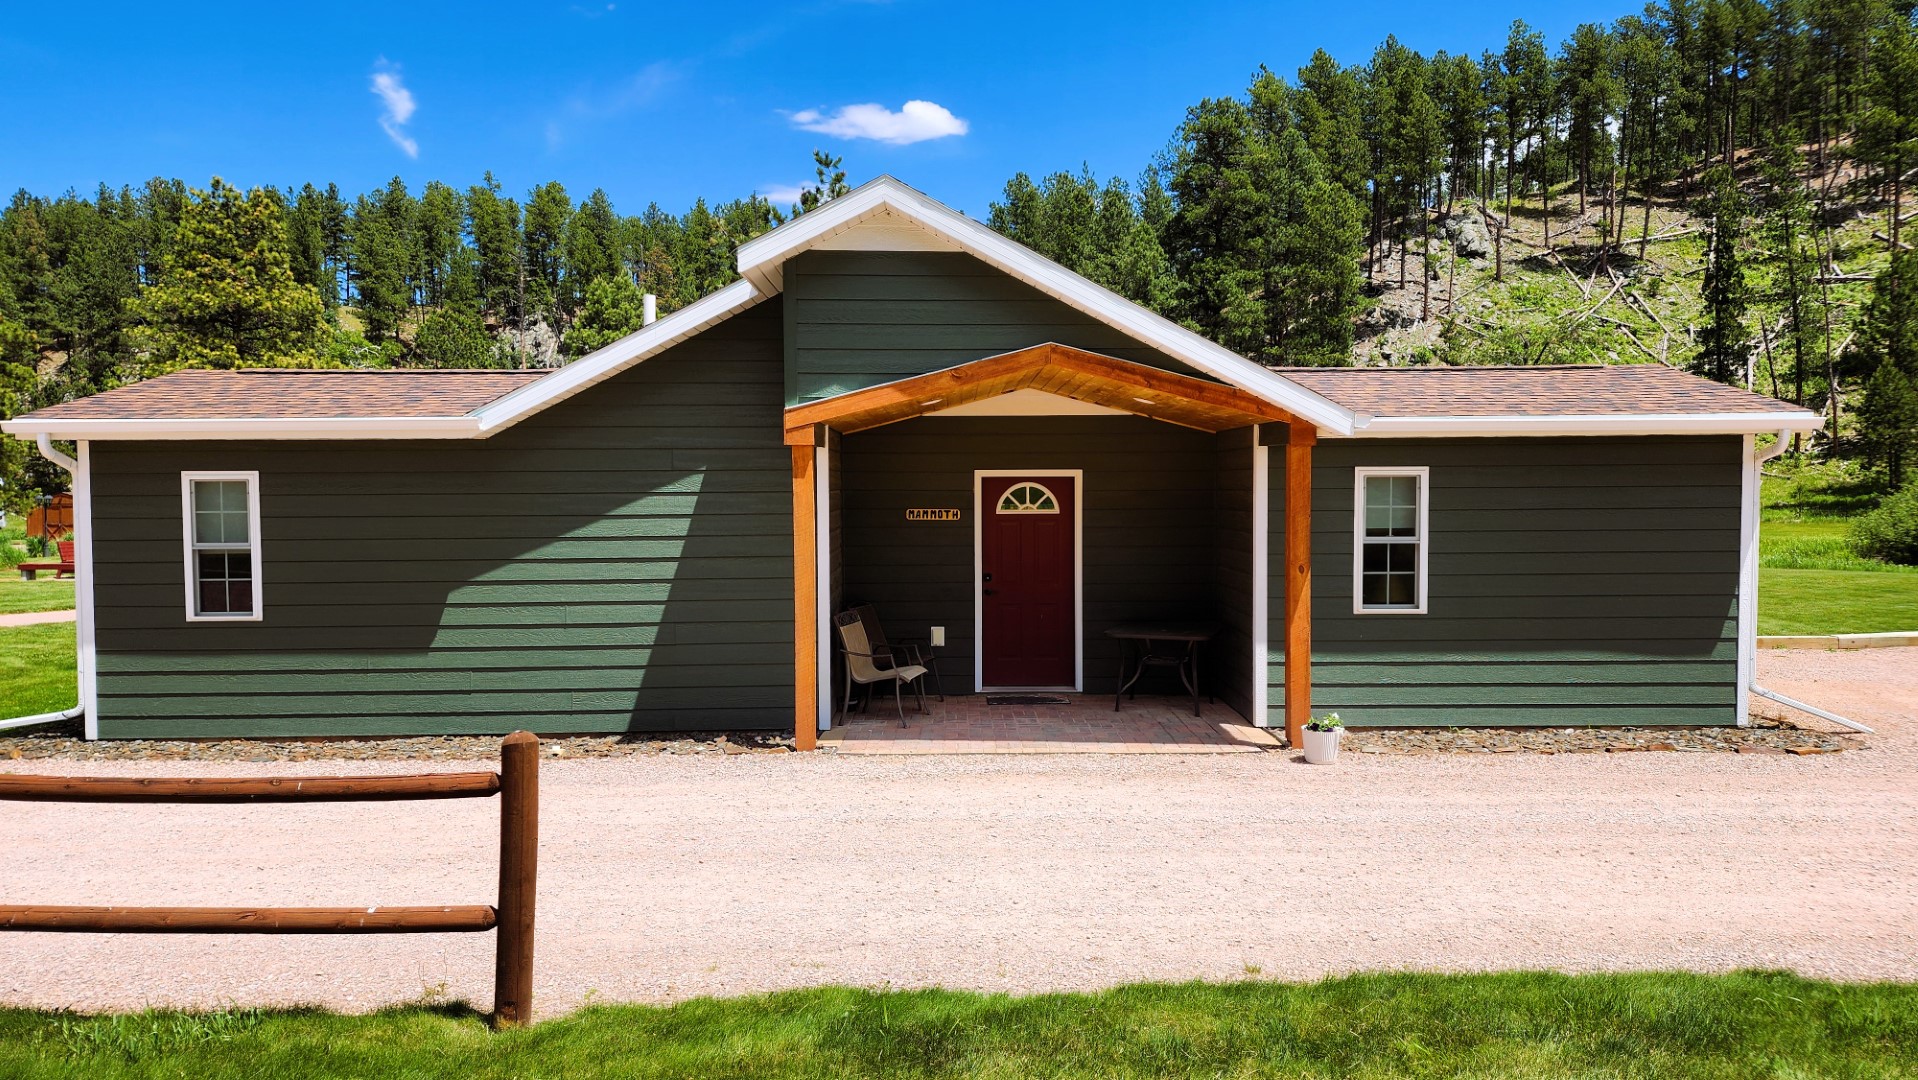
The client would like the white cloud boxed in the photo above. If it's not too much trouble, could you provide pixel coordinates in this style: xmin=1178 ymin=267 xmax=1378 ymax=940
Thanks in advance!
xmin=787 ymin=100 xmax=967 ymax=145
xmin=370 ymin=62 xmax=418 ymax=158
xmin=757 ymin=184 xmax=808 ymax=206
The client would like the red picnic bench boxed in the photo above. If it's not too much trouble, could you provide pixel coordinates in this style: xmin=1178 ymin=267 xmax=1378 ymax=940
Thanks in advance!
xmin=17 ymin=540 xmax=74 ymax=581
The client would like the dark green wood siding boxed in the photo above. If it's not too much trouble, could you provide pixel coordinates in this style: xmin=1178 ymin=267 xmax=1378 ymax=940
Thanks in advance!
xmin=839 ymin=415 xmax=1249 ymax=702
xmin=89 ymin=299 xmax=794 ymax=738
xmin=1266 ymin=435 xmax=1743 ymax=727
xmin=785 ymin=250 xmax=1195 ymax=406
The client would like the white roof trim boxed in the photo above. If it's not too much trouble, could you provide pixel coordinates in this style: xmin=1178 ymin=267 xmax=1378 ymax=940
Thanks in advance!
xmin=0 ymin=415 xmax=483 ymax=441
xmin=736 ymin=177 xmax=1360 ymax=435
xmin=1340 ymin=411 xmax=1826 ymax=438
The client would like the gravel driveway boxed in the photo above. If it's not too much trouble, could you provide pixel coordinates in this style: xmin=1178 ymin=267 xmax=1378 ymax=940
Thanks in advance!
xmin=2 ymin=648 xmax=1913 ymax=1016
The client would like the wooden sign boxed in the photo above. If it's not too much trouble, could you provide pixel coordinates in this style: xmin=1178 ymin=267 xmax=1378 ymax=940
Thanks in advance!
xmin=906 ymin=508 xmax=962 ymax=522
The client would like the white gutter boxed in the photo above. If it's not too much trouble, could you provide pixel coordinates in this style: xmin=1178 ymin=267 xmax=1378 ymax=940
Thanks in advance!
xmin=1740 ymin=429 xmax=1875 ymax=735
xmin=1343 ymin=412 xmax=1826 ymax=438
xmin=1 ymin=415 xmax=482 ymax=442
xmin=1 ymin=436 xmax=86 ymax=733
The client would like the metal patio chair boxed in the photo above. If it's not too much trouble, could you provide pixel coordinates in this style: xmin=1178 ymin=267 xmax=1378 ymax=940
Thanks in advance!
xmin=834 ymin=609 xmax=928 ymax=725
xmin=851 ymin=603 xmax=944 ymax=702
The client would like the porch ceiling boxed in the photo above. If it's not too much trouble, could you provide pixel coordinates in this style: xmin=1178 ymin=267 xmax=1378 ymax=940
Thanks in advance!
xmin=783 ymin=343 xmax=1301 ymax=442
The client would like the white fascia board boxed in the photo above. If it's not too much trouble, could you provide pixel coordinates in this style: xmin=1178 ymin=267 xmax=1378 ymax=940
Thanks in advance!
xmin=1339 ymin=411 xmax=1825 ymax=437
xmin=736 ymin=178 xmax=1359 ymax=435
xmin=2 ymin=416 xmax=482 ymax=441
xmin=475 ymin=278 xmax=763 ymax=433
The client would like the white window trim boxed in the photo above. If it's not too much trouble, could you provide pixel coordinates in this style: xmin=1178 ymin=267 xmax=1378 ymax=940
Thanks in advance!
xmin=1352 ymin=466 xmax=1429 ymax=615
xmin=973 ymin=469 xmax=1084 ymax=693
xmin=180 ymin=470 xmax=264 ymax=623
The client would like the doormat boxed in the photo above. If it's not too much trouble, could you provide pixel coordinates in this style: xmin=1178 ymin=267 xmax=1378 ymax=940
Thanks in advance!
xmin=986 ymin=695 xmax=1071 ymax=706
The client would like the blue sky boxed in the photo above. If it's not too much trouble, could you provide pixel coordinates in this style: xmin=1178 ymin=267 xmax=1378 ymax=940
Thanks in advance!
xmin=4 ymin=1 xmax=1634 ymax=218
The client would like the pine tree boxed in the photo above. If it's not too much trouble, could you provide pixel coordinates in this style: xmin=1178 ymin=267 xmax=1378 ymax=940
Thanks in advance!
xmin=521 ymin=181 xmax=571 ymax=323
xmin=1761 ymin=142 xmax=1825 ymax=445
xmin=412 ymin=308 xmax=501 ymax=369
xmin=348 ymin=179 xmax=417 ymax=344
xmin=126 ymin=179 xmax=324 ymax=370
xmin=1558 ymin=24 xmax=1620 ymax=220
xmin=1857 ymin=357 xmax=1918 ymax=487
xmin=417 ymin=181 xmax=469 ymax=310
xmin=1293 ymin=51 xmax=1371 ymax=205
xmin=797 ymin=149 xmax=851 ymax=214
xmin=466 ymin=174 xmax=521 ymax=324
xmin=1696 ymin=165 xmax=1751 ymax=384
xmin=565 ymin=273 xmax=648 ymax=357
xmin=1859 ymin=11 xmax=1918 ymax=246
xmin=563 ymin=188 xmax=623 ymax=310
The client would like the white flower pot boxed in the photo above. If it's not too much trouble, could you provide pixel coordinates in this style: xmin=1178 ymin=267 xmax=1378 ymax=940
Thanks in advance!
xmin=1302 ymin=727 xmax=1343 ymax=764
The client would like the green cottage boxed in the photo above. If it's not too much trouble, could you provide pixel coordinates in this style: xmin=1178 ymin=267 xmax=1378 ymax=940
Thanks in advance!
xmin=3 ymin=178 xmax=1821 ymax=746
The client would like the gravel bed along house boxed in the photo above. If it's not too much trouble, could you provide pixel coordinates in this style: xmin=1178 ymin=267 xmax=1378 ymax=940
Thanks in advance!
xmin=0 ymin=647 xmax=1910 ymax=1017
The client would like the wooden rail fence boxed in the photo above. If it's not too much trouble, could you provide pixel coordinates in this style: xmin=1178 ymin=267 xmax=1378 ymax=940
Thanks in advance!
xmin=0 ymin=730 xmax=540 ymax=1027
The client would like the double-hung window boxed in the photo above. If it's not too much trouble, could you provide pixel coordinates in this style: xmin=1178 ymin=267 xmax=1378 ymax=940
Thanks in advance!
xmin=1353 ymin=467 xmax=1428 ymax=614
xmin=182 ymin=472 xmax=262 ymax=621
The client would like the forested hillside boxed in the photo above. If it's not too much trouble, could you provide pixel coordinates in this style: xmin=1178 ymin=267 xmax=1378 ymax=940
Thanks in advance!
xmin=7 ymin=0 xmax=1918 ymax=514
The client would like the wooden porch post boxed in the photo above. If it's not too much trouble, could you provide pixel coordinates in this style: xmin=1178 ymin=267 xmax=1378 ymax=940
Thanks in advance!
xmin=1284 ymin=423 xmax=1315 ymax=747
xmin=789 ymin=434 xmax=819 ymax=751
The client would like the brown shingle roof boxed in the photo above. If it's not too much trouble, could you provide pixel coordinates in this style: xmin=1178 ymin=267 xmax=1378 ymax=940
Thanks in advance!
xmin=1276 ymin=364 xmax=1810 ymax=417
xmin=21 ymin=369 xmax=546 ymax=421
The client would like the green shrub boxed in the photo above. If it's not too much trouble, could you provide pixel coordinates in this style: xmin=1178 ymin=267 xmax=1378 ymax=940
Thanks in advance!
xmin=0 ymin=542 xmax=23 ymax=568
xmin=1851 ymin=485 xmax=1918 ymax=566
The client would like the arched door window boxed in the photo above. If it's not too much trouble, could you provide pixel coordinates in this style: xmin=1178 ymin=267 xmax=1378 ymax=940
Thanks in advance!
xmin=996 ymin=482 xmax=1061 ymax=514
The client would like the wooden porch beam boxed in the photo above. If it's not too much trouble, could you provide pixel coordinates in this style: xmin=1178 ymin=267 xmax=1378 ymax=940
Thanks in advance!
xmin=781 ymin=342 xmax=1302 ymax=435
xmin=790 ymin=444 xmax=818 ymax=751
xmin=1284 ymin=423 xmax=1315 ymax=747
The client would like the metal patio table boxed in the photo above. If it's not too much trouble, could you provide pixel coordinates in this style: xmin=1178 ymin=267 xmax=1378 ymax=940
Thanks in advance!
xmin=1105 ymin=622 xmax=1219 ymax=717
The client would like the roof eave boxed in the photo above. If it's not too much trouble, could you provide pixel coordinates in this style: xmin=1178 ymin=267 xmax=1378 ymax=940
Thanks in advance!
xmin=1 ymin=416 xmax=484 ymax=441
xmin=1338 ymin=411 xmax=1826 ymax=437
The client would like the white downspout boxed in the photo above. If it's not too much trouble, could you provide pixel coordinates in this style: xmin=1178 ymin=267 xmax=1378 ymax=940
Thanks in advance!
xmin=0 ymin=435 xmax=85 ymax=732
xmin=1743 ymin=429 xmax=1875 ymax=735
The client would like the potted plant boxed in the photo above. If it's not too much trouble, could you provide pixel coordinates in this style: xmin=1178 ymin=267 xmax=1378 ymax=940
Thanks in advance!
xmin=1302 ymin=713 xmax=1344 ymax=764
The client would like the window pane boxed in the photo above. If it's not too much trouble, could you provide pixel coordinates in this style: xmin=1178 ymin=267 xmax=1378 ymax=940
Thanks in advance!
xmin=1388 ymin=504 xmax=1416 ymax=536
xmin=1364 ymin=504 xmax=1389 ymax=536
xmin=1362 ymin=544 xmax=1388 ymax=573
xmin=1365 ymin=476 xmax=1391 ymax=510
xmin=1386 ymin=572 xmax=1417 ymax=606
xmin=192 ymin=482 xmax=251 ymax=544
xmin=199 ymin=580 xmax=230 ymax=614
xmin=226 ymin=581 xmax=254 ymax=614
xmin=1361 ymin=573 xmax=1389 ymax=606
xmin=1387 ymin=543 xmax=1416 ymax=572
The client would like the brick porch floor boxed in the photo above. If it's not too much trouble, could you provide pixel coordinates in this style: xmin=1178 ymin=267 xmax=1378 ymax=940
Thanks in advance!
xmin=818 ymin=693 xmax=1282 ymax=754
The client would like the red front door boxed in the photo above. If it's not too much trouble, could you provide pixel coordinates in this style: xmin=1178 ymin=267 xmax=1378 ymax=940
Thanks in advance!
xmin=980 ymin=475 xmax=1077 ymax=687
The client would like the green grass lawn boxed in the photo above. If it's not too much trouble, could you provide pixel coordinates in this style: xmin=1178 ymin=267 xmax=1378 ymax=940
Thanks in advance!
xmin=1 ymin=973 xmax=1914 ymax=1079
xmin=1755 ymin=470 xmax=1918 ymax=634
xmin=0 ymin=578 xmax=76 ymax=615
xmin=1760 ymin=568 xmax=1918 ymax=635
xmin=0 ymin=623 xmax=78 ymax=717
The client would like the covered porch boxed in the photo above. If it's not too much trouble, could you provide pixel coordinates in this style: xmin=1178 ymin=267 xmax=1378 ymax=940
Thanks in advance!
xmin=818 ymin=692 xmax=1283 ymax=754
xmin=784 ymin=343 xmax=1319 ymax=751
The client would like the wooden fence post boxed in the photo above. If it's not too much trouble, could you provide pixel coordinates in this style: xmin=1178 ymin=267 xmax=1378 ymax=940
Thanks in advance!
xmin=493 ymin=731 xmax=539 ymax=1028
